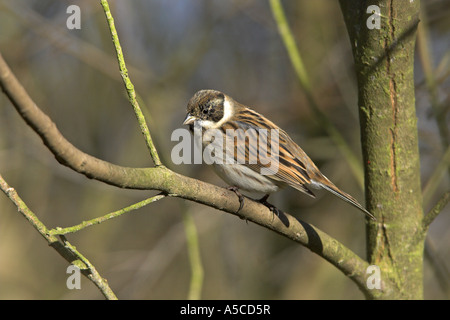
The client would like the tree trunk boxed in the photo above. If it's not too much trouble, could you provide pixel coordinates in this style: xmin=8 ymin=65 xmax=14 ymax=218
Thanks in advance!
xmin=339 ymin=0 xmax=424 ymax=299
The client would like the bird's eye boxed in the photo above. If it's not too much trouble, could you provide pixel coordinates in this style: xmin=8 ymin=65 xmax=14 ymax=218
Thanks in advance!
xmin=202 ymin=108 xmax=208 ymax=114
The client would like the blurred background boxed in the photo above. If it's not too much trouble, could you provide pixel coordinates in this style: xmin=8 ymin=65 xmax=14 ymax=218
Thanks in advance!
xmin=0 ymin=0 xmax=448 ymax=299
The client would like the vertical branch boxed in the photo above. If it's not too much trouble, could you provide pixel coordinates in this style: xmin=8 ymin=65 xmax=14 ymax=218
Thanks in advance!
xmin=100 ymin=0 xmax=162 ymax=167
xmin=339 ymin=0 xmax=424 ymax=299
xmin=184 ymin=212 xmax=204 ymax=300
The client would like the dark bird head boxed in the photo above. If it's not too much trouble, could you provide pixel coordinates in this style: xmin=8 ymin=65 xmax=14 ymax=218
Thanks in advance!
xmin=183 ymin=90 xmax=226 ymax=128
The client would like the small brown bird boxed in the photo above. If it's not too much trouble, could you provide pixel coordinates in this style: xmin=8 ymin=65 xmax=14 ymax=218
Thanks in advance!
xmin=183 ymin=89 xmax=375 ymax=220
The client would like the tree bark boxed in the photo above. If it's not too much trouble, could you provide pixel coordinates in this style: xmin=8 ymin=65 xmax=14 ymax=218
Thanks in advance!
xmin=339 ymin=0 xmax=424 ymax=299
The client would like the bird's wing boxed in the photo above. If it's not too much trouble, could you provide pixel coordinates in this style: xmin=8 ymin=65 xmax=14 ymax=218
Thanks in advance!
xmin=219 ymin=108 xmax=316 ymax=198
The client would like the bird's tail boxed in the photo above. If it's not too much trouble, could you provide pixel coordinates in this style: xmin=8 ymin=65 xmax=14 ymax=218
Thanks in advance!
xmin=317 ymin=180 xmax=376 ymax=221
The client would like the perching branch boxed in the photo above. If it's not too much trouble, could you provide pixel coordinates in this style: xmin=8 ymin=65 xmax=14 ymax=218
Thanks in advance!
xmin=0 ymin=51 xmax=384 ymax=298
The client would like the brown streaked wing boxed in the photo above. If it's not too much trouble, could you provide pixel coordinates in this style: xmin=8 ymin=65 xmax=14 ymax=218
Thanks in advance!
xmin=223 ymin=107 xmax=316 ymax=197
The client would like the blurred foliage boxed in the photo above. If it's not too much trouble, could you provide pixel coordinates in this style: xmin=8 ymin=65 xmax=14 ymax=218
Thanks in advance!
xmin=0 ymin=0 xmax=448 ymax=299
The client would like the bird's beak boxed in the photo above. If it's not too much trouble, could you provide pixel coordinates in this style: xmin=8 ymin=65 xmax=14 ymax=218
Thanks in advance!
xmin=183 ymin=114 xmax=196 ymax=125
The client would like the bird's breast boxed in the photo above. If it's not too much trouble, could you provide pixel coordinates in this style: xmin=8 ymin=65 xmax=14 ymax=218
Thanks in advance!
xmin=212 ymin=163 xmax=281 ymax=194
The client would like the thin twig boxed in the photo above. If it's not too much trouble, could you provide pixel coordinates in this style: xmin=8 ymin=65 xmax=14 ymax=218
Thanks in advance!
xmin=422 ymin=145 xmax=450 ymax=207
xmin=60 ymin=235 xmax=118 ymax=300
xmin=0 ymin=174 xmax=118 ymax=300
xmin=269 ymin=0 xmax=364 ymax=188
xmin=417 ymin=6 xmax=449 ymax=167
xmin=422 ymin=191 xmax=450 ymax=230
xmin=0 ymin=1 xmax=149 ymax=84
xmin=100 ymin=0 xmax=162 ymax=167
xmin=184 ymin=212 xmax=204 ymax=300
xmin=49 ymin=193 xmax=167 ymax=235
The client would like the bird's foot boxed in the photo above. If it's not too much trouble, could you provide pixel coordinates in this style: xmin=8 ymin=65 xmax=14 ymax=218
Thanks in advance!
xmin=258 ymin=194 xmax=280 ymax=220
xmin=227 ymin=186 xmax=245 ymax=214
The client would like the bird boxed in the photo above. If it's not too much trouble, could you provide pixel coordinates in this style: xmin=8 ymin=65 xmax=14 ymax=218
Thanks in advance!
xmin=183 ymin=89 xmax=375 ymax=221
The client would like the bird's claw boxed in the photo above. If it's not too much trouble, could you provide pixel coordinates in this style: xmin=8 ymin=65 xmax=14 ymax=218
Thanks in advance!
xmin=259 ymin=194 xmax=280 ymax=221
xmin=227 ymin=186 xmax=245 ymax=214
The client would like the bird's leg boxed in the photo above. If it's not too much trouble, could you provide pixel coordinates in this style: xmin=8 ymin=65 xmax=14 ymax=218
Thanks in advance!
xmin=227 ymin=186 xmax=245 ymax=214
xmin=258 ymin=194 xmax=279 ymax=220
